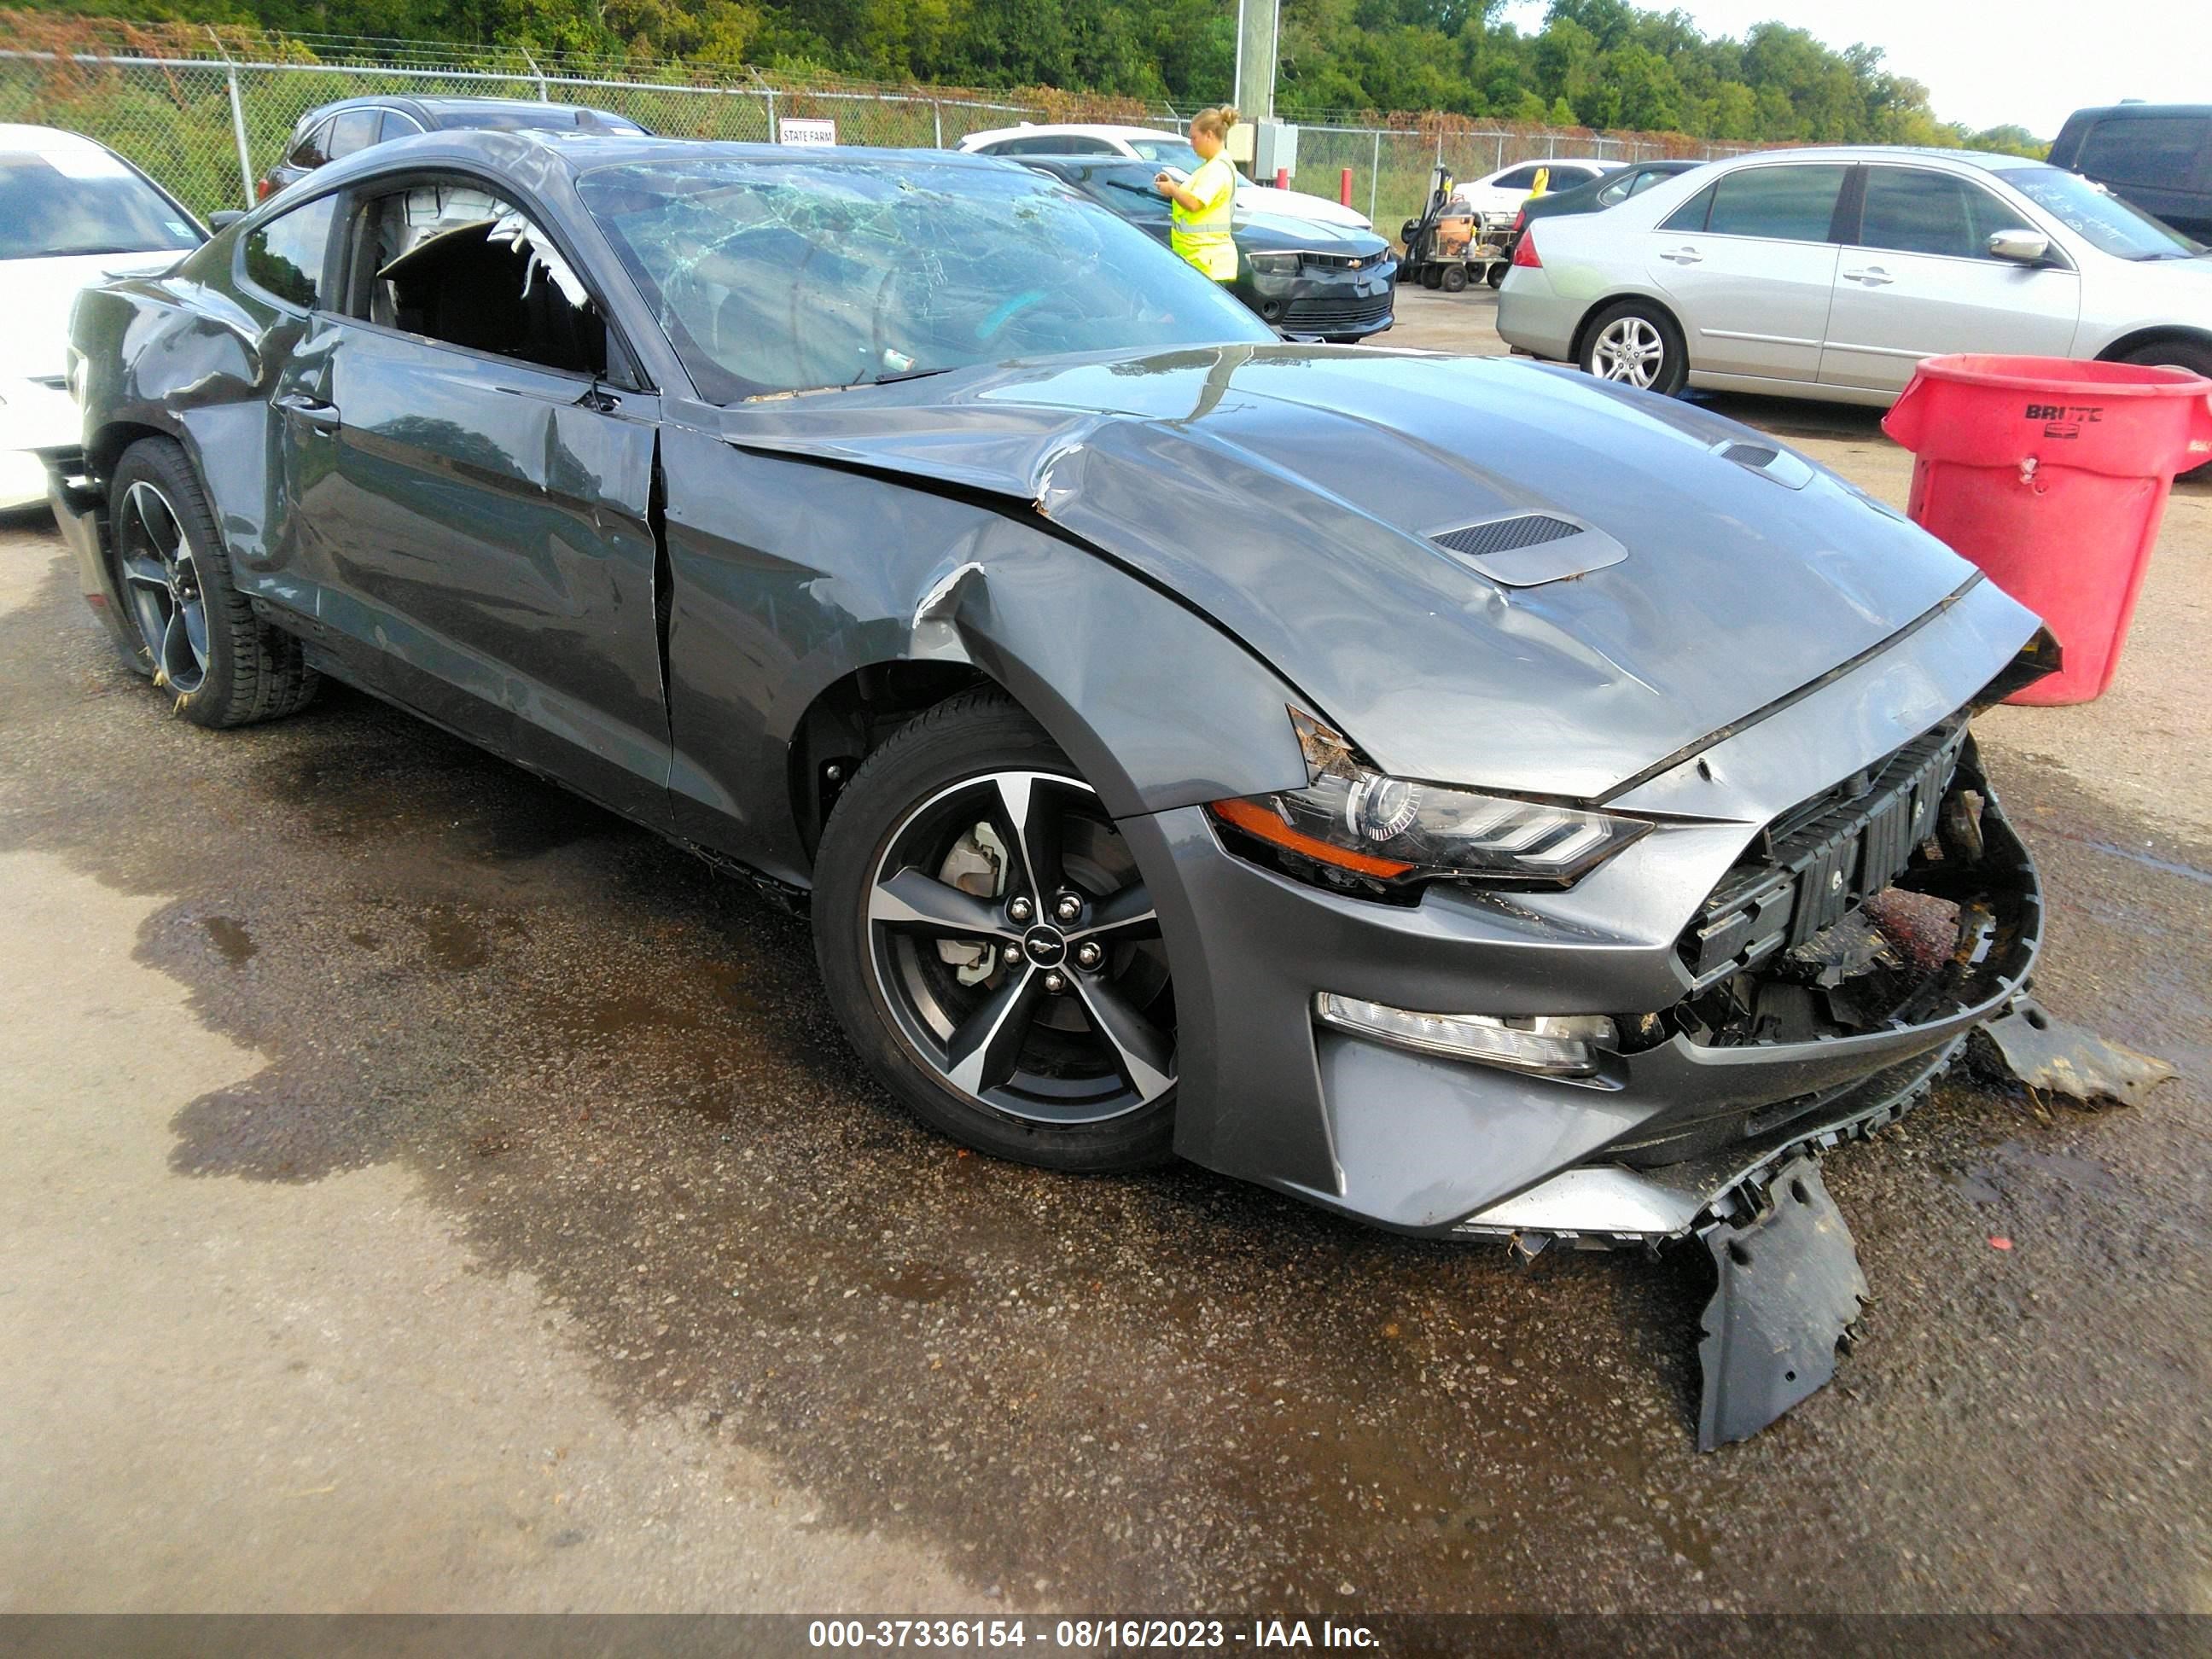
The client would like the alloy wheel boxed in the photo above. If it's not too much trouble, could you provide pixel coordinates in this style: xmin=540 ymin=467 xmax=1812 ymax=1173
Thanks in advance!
xmin=866 ymin=770 xmax=1174 ymax=1124
xmin=115 ymin=480 xmax=210 ymax=694
xmin=1592 ymin=316 xmax=1666 ymax=388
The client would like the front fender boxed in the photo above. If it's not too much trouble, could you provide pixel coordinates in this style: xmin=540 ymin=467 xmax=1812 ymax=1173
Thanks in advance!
xmin=658 ymin=424 xmax=1309 ymax=885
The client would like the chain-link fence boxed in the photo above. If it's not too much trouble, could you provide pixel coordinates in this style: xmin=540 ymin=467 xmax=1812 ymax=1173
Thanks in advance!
xmin=0 ymin=24 xmax=1755 ymax=236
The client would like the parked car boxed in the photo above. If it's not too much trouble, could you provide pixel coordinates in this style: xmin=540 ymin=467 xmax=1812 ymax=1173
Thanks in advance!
xmin=957 ymin=122 xmax=1372 ymax=230
xmin=1505 ymin=158 xmax=1702 ymax=245
xmin=1449 ymin=157 xmax=1615 ymax=218
xmin=1014 ymin=156 xmax=1396 ymax=341
xmin=1485 ymin=158 xmax=1704 ymax=288
xmin=1499 ymin=145 xmax=2212 ymax=406
xmin=255 ymin=96 xmax=648 ymax=199
xmin=2048 ymin=103 xmax=2212 ymax=243
xmin=0 ymin=123 xmax=205 ymax=510
xmin=56 ymin=134 xmax=2048 ymax=1289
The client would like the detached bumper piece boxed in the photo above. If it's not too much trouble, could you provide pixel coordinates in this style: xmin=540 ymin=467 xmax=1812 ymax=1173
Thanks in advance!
xmin=1696 ymin=1155 xmax=1868 ymax=1451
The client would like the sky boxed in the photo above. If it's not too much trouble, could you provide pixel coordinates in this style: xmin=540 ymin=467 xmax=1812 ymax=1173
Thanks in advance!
xmin=1498 ymin=0 xmax=2212 ymax=140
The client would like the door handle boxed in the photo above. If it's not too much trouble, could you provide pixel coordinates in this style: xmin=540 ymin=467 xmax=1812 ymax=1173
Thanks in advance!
xmin=1659 ymin=246 xmax=1703 ymax=265
xmin=275 ymin=392 xmax=341 ymax=432
xmin=1842 ymin=266 xmax=1895 ymax=286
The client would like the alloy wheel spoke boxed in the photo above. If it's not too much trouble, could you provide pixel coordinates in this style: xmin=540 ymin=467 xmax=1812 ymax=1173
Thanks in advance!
xmin=870 ymin=866 xmax=1020 ymax=942
xmin=944 ymin=965 xmax=1044 ymax=1097
xmin=991 ymin=772 xmax=1063 ymax=902
xmin=128 ymin=483 xmax=181 ymax=562
xmin=1070 ymin=881 xmax=1159 ymax=943
xmin=1071 ymin=974 xmax=1175 ymax=1104
xmin=120 ymin=554 xmax=170 ymax=592
xmin=179 ymin=593 xmax=209 ymax=667
xmin=159 ymin=605 xmax=201 ymax=688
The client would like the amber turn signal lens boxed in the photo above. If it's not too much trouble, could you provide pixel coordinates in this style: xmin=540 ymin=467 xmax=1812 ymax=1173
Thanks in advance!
xmin=1208 ymin=797 xmax=1416 ymax=879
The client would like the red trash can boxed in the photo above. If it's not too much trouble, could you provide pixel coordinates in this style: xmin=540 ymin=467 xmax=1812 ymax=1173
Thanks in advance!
xmin=1881 ymin=355 xmax=2212 ymax=705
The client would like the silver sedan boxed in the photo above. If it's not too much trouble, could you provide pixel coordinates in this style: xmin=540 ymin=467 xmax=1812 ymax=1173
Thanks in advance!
xmin=1497 ymin=144 xmax=2212 ymax=404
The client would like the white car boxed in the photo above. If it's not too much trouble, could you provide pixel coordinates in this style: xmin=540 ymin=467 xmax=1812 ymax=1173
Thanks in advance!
xmin=1497 ymin=145 xmax=2212 ymax=405
xmin=956 ymin=123 xmax=1372 ymax=230
xmin=0 ymin=125 xmax=206 ymax=509
xmin=1449 ymin=157 xmax=1615 ymax=218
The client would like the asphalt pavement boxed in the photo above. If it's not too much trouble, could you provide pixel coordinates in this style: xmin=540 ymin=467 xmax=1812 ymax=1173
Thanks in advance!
xmin=1 ymin=288 xmax=2206 ymax=1614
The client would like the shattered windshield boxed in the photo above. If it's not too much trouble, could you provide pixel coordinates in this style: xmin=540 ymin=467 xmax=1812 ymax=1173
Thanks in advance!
xmin=577 ymin=157 xmax=1268 ymax=401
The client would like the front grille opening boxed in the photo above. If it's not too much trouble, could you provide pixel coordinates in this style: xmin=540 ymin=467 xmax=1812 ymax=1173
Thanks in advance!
xmin=1671 ymin=715 xmax=1996 ymax=1051
xmin=1431 ymin=515 xmax=1582 ymax=562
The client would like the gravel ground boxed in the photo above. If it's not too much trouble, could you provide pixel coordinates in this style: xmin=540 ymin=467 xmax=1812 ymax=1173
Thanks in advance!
xmin=0 ymin=288 xmax=2205 ymax=1613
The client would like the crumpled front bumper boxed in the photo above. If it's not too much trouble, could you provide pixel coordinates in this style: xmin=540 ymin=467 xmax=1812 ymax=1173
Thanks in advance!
xmin=1117 ymin=579 xmax=2045 ymax=1244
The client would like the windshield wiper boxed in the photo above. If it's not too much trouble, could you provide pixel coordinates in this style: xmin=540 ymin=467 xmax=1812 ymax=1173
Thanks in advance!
xmin=870 ymin=365 xmax=957 ymax=386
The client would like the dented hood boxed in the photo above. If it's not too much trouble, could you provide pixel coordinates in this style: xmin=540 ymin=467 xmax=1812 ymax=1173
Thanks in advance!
xmin=719 ymin=345 xmax=1987 ymax=800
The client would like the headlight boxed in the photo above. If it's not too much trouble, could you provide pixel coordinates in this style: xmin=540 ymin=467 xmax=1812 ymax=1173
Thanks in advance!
xmin=1245 ymin=251 xmax=1301 ymax=276
xmin=1208 ymin=710 xmax=1650 ymax=894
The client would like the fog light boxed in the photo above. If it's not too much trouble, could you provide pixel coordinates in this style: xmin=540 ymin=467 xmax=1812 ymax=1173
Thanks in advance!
xmin=1313 ymin=993 xmax=1614 ymax=1078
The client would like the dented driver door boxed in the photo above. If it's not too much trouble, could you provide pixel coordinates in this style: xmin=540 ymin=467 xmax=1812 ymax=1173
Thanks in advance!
xmin=283 ymin=184 xmax=671 ymax=825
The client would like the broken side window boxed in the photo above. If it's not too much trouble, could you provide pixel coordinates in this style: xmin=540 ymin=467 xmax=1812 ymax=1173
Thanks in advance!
xmin=343 ymin=179 xmax=607 ymax=379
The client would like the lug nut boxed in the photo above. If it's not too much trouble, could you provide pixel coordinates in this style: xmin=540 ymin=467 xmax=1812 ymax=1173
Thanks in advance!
xmin=1043 ymin=971 xmax=1067 ymax=993
xmin=1008 ymin=896 xmax=1033 ymax=923
xmin=1074 ymin=941 xmax=1103 ymax=969
xmin=1054 ymin=894 xmax=1082 ymax=923
xmin=1000 ymin=942 xmax=1021 ymax=964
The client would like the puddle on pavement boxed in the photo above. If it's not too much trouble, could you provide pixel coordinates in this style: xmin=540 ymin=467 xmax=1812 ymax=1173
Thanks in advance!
xmin=4 ymin=552 xmax=2208 ymax=1610
xmin=201 ymin=915 xmax=258 ymax=966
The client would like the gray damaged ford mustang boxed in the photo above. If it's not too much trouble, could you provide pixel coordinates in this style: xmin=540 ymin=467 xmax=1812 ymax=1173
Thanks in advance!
xmin=53 ymin=132 xmax=2056 ymax=1443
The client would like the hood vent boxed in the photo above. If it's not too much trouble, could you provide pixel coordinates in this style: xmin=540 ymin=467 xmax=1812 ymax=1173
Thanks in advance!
xmin=1714 ymin=438 xmax=1815 ymax=490
xmin=1433 ymin=514 xmax=1580 ymax=560
xmin=1428 ymin=512 xmax=1628 ymax=588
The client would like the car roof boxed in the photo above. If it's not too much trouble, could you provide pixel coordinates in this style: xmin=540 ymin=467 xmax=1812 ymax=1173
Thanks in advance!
xmin=1712 ymin=143 xmax=2048 ymax=173
xmin=2064 ymin=103 xmax=2212 ymax=121
xmin=291 ymin=96 xmax=637 ymax=127
xmin=965 ymin=123 xmax=1186 ymax=143
xmin=0 ymin=122 xmax=117 ymax=154
xmin=309 ymin=128 xmax=1033 ymax=186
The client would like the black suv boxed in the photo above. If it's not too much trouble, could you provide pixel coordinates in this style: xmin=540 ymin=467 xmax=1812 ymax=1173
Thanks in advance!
xmin=2048 ymin=104 xmax=2212 ymax=242
xmin=256 ymin=96 xmax=648 ymax=201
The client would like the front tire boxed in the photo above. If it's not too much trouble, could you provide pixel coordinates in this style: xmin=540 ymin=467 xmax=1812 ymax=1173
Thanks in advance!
xmin=108 ymin=437 xmax=319 ymax=728
xmin=812 ymin=689 xmax=1177 ymax=1173
xmin=1579 ymin=299 xmax=1689 ymax=397
xmin=1439 ymin=264 xmax=1469 ymax=294
xmin=1485 ymin=260 xmax=1507 ymax=288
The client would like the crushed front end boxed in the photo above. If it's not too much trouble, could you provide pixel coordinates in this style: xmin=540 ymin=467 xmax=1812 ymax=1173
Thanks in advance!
xmin=1452 ymin=722 xmax=2039 ymax=1249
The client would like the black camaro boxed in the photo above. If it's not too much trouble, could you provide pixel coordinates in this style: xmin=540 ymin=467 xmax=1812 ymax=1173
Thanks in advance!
xmin=1012 ymin=155 xmax=1397 ymax=342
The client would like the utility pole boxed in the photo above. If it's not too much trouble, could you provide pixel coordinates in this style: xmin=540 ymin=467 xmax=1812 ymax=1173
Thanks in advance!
xmin=1232 ymin=0 xmax=1279 ymax=119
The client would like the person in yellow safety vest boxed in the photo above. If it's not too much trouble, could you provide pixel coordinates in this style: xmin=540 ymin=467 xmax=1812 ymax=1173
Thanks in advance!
xmin=1155 ymin=105 xmax=1241 ymax=282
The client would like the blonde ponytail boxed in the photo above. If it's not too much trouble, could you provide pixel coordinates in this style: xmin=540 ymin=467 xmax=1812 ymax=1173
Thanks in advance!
xmin=1190 ymin=105 xmax=1240 ymax=142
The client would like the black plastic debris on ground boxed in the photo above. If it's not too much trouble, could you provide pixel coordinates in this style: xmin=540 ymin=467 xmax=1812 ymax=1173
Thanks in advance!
xmin=1977 ymin=994 xmax=2177 ymax=1109
xmin=1697 ymin=1155 xmax=1868 ymax=1452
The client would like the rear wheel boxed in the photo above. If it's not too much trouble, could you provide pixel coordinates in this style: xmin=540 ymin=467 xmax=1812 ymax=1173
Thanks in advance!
xmin=812 ymin=690 xmax=1177 ymax=1173
xmin=1419 ymin=265 xmax=1444 ymax=290
xmin=1485 ymin=260 xmax=1507 ymax=288
xmin=108 ymin=437 xmax=319 ymax=728
xmin=2118 ymin=339 xmax=2212 ymax=479
xmin=1440 ymin=264 xmax=1469 ymax=294
xmin=1579 ymin=299 xmax=1689 ymax=397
